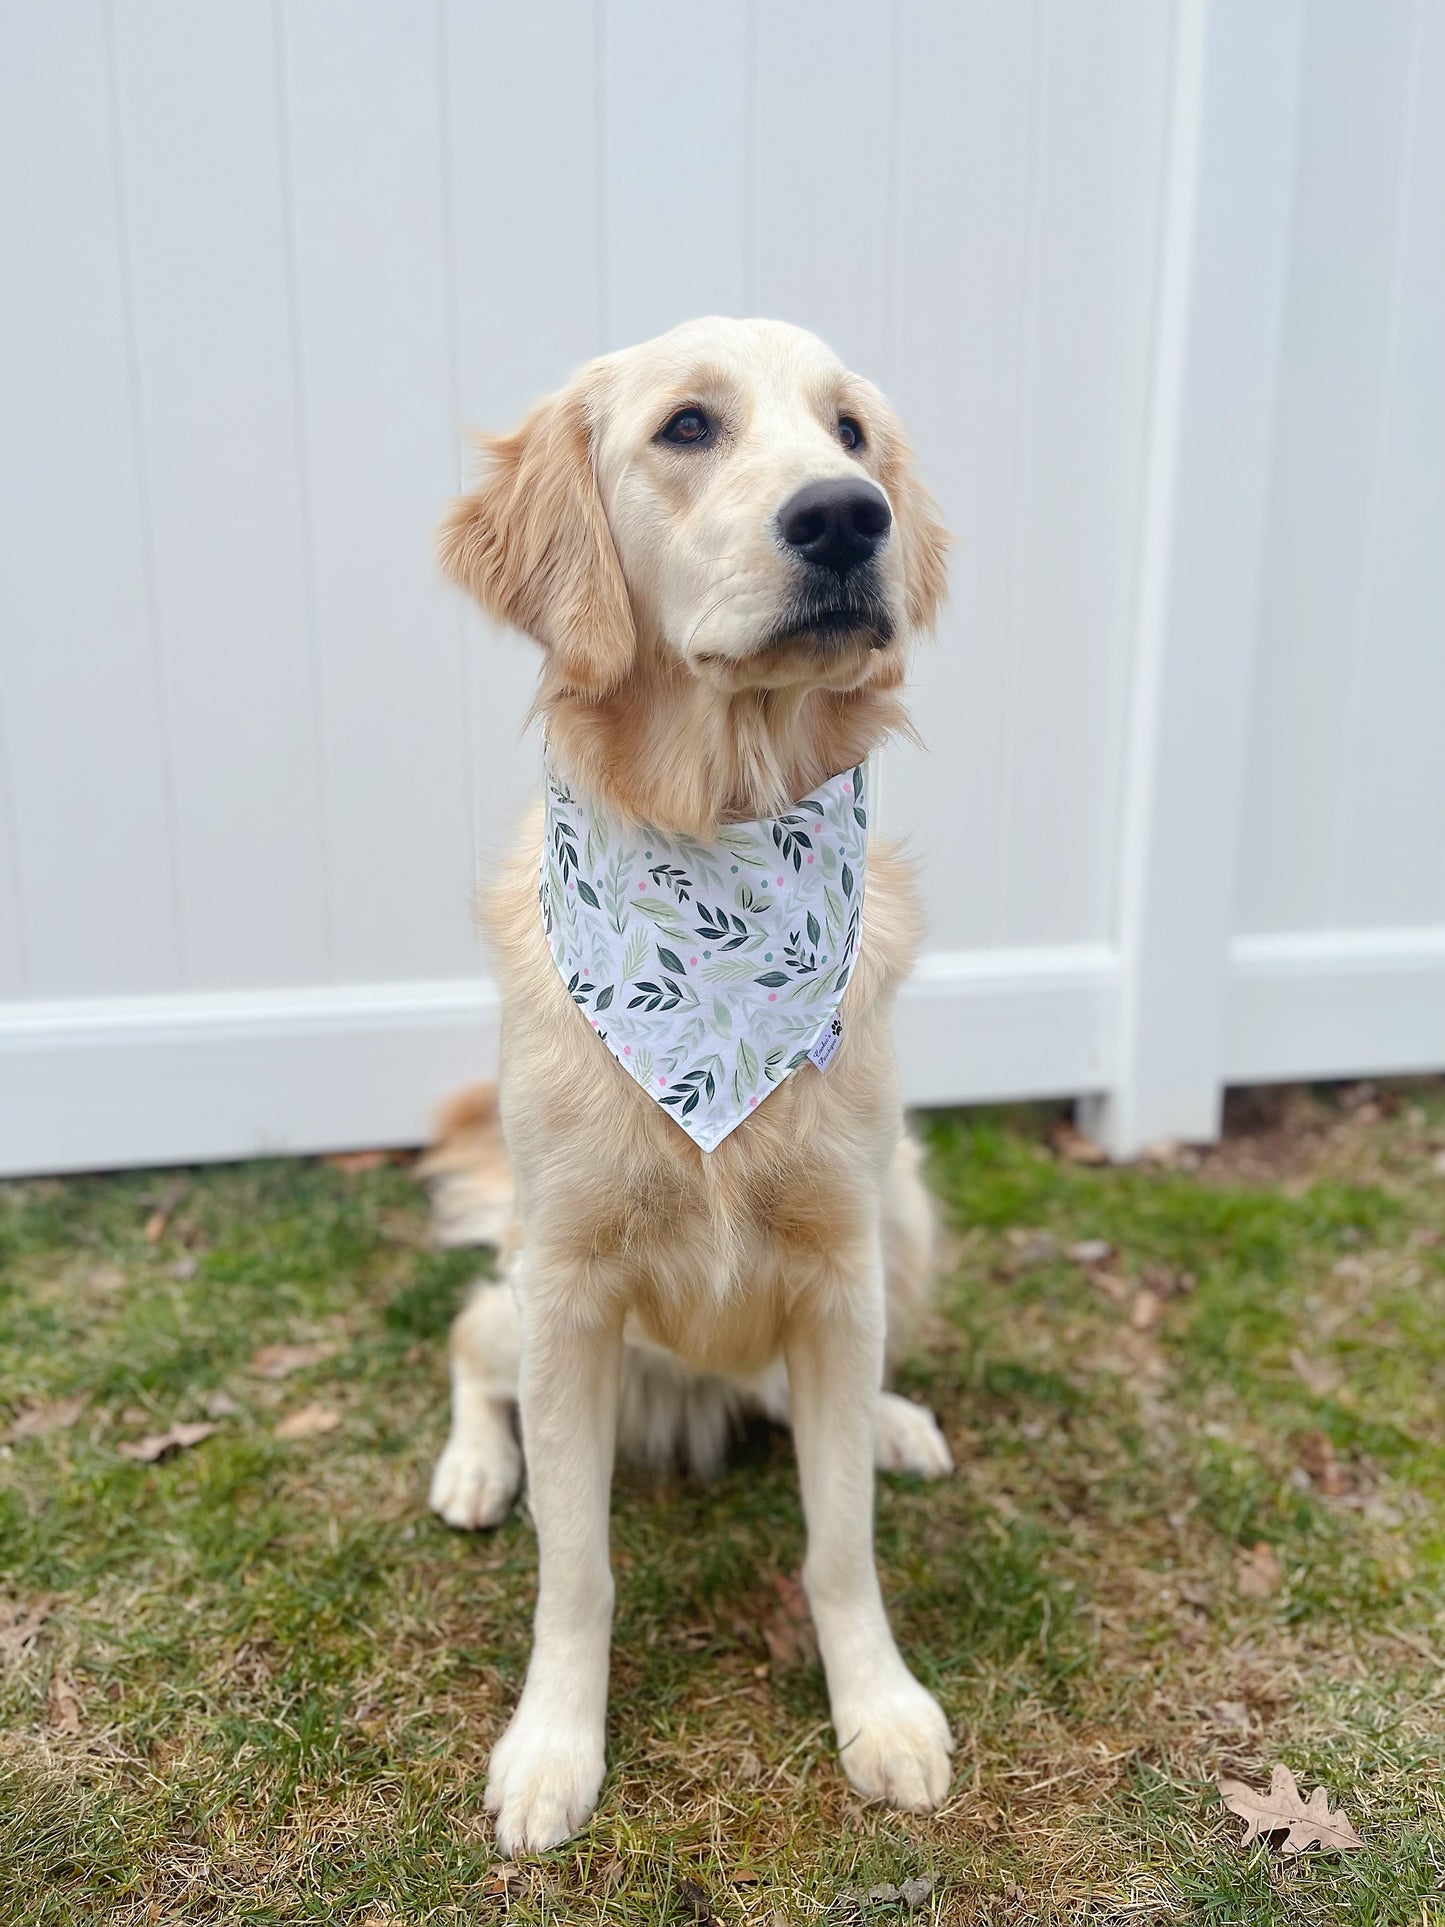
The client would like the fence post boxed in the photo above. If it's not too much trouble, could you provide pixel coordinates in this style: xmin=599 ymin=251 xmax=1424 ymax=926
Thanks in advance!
xmin=1081 ymin=0 xmax=1305 ymax=1158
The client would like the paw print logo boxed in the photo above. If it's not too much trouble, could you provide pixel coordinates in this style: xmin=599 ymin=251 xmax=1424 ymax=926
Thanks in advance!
xmin=829 ymin=1017 xmax=842 ymax=1038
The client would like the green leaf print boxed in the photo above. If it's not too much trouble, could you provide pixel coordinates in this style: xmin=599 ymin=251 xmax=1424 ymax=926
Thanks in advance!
xmin=576 ymin=879 xmax=600 ymax=909
xmin=656 ymin=946 xmax=687 ymax=975
xmin=605 ymin=855 xmax=631 ymax=935
xmin=622 ymin=925 xmax=649 ymax=981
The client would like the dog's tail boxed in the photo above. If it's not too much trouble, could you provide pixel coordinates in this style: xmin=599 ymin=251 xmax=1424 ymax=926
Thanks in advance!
xmin=418 ymin=1081 xmax=518 ymax=1251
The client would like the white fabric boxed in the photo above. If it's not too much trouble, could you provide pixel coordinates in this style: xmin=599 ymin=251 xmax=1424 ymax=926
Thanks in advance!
xmin=539 ymin=757 xmax=869 ymax=1150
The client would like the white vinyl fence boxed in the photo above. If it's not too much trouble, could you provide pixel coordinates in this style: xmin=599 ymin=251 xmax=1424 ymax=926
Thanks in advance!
xmin=1 ymin=0 xmax=1442 ymax=1176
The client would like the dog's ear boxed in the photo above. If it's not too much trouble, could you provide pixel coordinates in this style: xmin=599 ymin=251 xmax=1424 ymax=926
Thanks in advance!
xmin=878 ymin=415 xmax=951 ymax=635
xmin=438 ymin=379 xmax=635 ymax=695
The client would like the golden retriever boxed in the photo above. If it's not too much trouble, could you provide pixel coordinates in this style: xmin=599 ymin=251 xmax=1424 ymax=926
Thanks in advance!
xmin=429 ymin=317 xmax=953 ymax=1853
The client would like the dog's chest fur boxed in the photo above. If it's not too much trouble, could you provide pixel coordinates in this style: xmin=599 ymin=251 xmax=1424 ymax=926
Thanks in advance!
xmin=487 ymin=803 xmax=920 ymax=1377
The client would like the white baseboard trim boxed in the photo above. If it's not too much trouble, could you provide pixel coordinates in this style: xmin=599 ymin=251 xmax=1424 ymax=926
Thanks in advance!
xmin=2 ymin=928 xmax=1442 ymax=1176
xmin=0 ymin=950 xmax=1119 ymax=1177
xmin=0 ymin=980 xmax=500 ymax=1177
xmin=1224 ymin=926 xmax=1445 ymax=1084
xmin=895 ymin=945 xmax=1118 ymax=1106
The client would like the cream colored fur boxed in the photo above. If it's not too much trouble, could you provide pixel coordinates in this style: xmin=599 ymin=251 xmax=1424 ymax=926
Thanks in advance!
xmin=430 ymin=317 xmax=954 ymax=1853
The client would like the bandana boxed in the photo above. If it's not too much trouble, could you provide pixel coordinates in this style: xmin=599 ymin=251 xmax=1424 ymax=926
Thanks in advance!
xmin=539 ymin=758 xmax=869 ymax=1151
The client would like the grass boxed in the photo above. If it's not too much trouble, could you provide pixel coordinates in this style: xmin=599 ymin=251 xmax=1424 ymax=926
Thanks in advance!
xmin=3 ymin=1082 xmax=1444 ymax=1924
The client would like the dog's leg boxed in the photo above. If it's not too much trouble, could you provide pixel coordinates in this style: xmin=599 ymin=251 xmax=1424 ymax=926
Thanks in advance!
xmin=784 ymin=1244 xmax=953 ymax=1811
xmin=747 ymin=1360 xmax=952 ymax=1479
xmin=749 ymin=1138 xmax=953 ymax=1481
xmin=429 ymin=1280 xmax=523 ymax=1529
xmin=485 ymin=1268 xmax=622 ymax=1855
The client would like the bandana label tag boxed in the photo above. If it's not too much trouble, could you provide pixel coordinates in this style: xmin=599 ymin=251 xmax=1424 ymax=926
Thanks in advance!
xmin=807 ymin=1015 xmax=844 ymax=1073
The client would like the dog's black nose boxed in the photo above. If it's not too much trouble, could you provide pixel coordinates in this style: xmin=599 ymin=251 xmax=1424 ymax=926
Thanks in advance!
xmin=777 ymin=479 xmax=892 ymax=577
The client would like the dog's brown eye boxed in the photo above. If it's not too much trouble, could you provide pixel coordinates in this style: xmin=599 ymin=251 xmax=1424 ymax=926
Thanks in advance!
xmin=659 ymin=408 xmax=712 ymax=446
xmin=838 ymin=416 xmax=865 ymax=452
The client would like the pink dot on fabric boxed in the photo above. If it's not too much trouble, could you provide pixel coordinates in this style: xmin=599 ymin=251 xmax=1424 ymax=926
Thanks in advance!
xmin=658 ymin=1076 xmax=666 ymax=1087
xmin=749 ymin=1097 xmax=758 ymax=1108
xmin=806 ymin=853 xmax=814 ymax=864
xmin=843 ymin=783 xmax=852 ymax=794
xmin=638 ymin=882 xmax=646 ymax=891
xmin=768 ymin=992 xmax=777 ymax=1002
xmin=622 ymin=1045 xmax=631 ymax=1055
xmin=776 ymin=876 xmax=785 ymax=886
xmin=690 ymin=956 xmax=698 ymax=966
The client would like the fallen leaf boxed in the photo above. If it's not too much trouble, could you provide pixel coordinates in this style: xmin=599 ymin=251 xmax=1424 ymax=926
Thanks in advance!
xmin=1235 ymin=1541 xmax=1283 ymax=1599
xmin=117 ymin=1421 xmax=218 ymax=1463
xmin=249 ymin=1341 xmax=335 ymax=1380
xmin=86 ymin=1263 xmax=126 ymax=1292
xmin=142 ymin=1179 xmax=187 ymax=1244
xmin=204 ymin=1389 xmax=241 ymax=1419
xmin=0 ymin=1597 xmax=53 ymax=1658
xmin=1208 ymin=1699 xmax=1252 ymax=1731
xmin=1006 ymin=1227 xmax=1059 ymax=1264
xmin=1088 ymin=1269 xmax=1131 ymax=1307
xmin=1068 ymin=1238 xmax=1113 ymax=1266
xmin=1050 ymin=1123 xmax=1108 ymax=1165
xmin=736 ymin=1748 xmax=763 ymax=1782
xmin=47 ymin=1672 xmax=82 ymax=1734
xmin=1130 ymin=1288 xmax=1166 ymax=1331
xmin=1218 ymin=1764 xmax=1363 ymax=1854
xmin=1141 ymin=1262 xmax=1195 ymax=1298
xmin=273 ymin=1404 xmax=341 ymax=1441
xmin=323 ymin=1149 xmax=393 ymax=1174
xmin=676 ymin=1877 xmax=721 ymax=1925
xmin=9 ymin=1396 xmax=86 ymax=1441
xmin=762 ymin=1570 xmax=817 ymax=1670
xmin=1289 ymin=1348 xmax=1342 ymax=1399
xmin=1137 ymin=1136 xmax=1200 ymax=1170
xmin=1294 ymin=1428 xmax=1352 ymax=1496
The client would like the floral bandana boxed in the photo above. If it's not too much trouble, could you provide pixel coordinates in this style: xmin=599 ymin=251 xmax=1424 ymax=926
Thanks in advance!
xmin=539 ymin=758 xmax=869 ymax=1151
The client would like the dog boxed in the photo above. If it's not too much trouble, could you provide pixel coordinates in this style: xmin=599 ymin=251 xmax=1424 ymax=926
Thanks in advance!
xmin=429 ymin=317 xmax=953 ymax=1854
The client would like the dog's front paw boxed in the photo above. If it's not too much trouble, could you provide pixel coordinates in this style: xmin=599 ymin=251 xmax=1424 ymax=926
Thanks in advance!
xmin=485 ymin=1706 xmax=605 ymax=1854
xmin=429 ymin=1430 xmax=521 ymax=1530
xmin=874 ymin=1393 xmax=953 ymax=1478
xmin=835 ymin=1675 xmax=953 ymax=1812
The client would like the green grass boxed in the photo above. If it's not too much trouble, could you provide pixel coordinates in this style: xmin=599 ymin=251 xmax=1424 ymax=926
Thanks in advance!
xmin=3 ymin=1083 xmax=1444 ymax=1924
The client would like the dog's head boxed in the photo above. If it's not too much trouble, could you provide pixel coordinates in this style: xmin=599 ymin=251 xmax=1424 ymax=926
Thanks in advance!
xmin=440 ymin=317 xmax=948 ymax=702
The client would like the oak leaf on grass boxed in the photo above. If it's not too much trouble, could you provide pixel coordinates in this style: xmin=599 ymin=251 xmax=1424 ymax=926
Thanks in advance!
xmin=47 ymin=1672 xmax=82 ymax=1735
xmin=1235 ymin=1541 xmax=1283 ymax=1598
xmin=1218 ymin=1764 xmax=1363 ymax=1854
xmin=118 ymin=1421 xmax=217 ymax=1463
xmin=249 ymin=1341 xmax=335 ymax=1379
xmin=9 ymin=1396 xmax=86 ymax=1442
xmin=273 ymin=1403 xmax=341 ymax=1441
